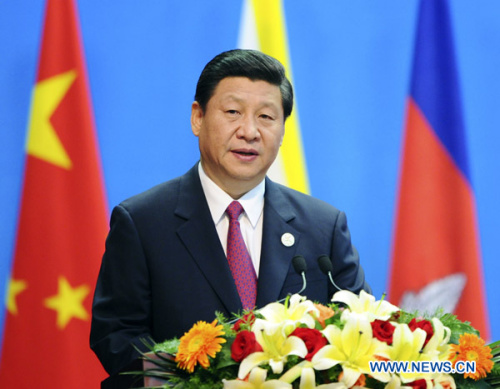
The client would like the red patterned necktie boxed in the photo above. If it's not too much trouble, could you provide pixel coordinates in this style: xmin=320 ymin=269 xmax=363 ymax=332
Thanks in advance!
xmin=225 ymin=201 xmax=257 ymax=310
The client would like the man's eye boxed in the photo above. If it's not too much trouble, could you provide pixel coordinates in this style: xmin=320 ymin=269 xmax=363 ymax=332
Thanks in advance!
xmin=226 ymin=110 xmax=239 ymax=115
xmin=260 ymin=114 xmax=274 ymax=120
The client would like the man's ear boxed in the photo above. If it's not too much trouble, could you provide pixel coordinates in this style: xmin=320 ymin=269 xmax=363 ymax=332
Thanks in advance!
xmin=191 ymin=101 xmax=203 ymax=136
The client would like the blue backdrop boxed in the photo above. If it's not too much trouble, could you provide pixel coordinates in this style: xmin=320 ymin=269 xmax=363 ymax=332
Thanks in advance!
xmin=1 ymin=1 xmax=499 ymax=342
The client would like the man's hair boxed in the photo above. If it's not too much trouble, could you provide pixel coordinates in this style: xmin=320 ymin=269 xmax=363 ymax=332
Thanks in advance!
xmin=194 ymin=49 xmax=293 ymax=120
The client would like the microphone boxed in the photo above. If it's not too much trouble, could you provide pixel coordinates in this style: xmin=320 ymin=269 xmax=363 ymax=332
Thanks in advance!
xmin=292 ymin=255 xmax=307 ymax=295
xmin=317 ymin=255 xmax=343 ymax=291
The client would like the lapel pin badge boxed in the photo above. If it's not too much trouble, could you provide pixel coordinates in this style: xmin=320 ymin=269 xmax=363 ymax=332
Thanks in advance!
xmin=281 ymin=232 xmax=295 ymax=247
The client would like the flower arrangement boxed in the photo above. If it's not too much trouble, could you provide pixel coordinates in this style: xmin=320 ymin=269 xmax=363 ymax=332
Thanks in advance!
xmin=136 ymin=291 xmax=500 ymax=388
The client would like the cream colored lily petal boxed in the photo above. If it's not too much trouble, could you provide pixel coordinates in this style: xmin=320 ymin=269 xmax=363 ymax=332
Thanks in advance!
xmin=321 ymin=324 xmax=342 ymax=344
xmin=331 ymin=290 xmax=363 ymax=309
xmin=269 ymin=358 xmax=285 ymax=375
xmin=239 ymin=351 xmax=268 ymax=379
xmin=282 ymin=335 xmax=308 ymax=358
xmin=423 ymin=318 xmax=451 ymax=357
xmin=267 ymin=336 xmax=307 ymax=374
xmin=259 ymin=302 xmax=286 ymax=322
xmin=253 ymin=319 xmax=282 ymax=336
xmin=299 ymin=367 xmax=316 ymax=389
xmin=248 ymin=367 xmax=268 ymax=384
xmin=223 ymin=378 xmax=254 ymax=389
xmin=262 ymin=381 xmax=294 ymax=389
xmin=332 ymin=290 xmax=399 ymax=320
xmin=310 ymin=345 xmax=341 ymax=370
xmin=259 ymin=294 xmax=318 ymax=332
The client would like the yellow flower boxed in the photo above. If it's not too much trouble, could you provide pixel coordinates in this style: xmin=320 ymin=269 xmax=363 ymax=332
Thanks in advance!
xmin=238 ymin=319 xmax=308 ymax=379
xmin=223 ymin=367 xmax=292 ymax=389
xmin=332 ymin=290 xmax=399 ymax=321
xmin=259 ymin=294 xmax=319 ymax=335
xmin=377 ymin=322 xmax=437 ymax=383
xmin=175 ymin=319 xmax=226 ymax=373
xmin=421 ymin=318 xmax=451 ymax=360
xmin=448 ymin=333 xmax=493 ymax=380
xmin=311 ymin=311 xmax=390 ymax=387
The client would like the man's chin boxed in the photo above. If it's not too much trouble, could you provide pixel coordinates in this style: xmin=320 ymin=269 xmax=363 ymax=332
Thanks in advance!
xmin=221 ymin=171 xmax=266 ymax=196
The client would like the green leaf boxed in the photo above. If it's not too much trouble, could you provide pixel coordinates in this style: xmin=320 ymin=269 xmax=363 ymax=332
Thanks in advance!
xmin=154 ymin=338 xmax=180 ymax=355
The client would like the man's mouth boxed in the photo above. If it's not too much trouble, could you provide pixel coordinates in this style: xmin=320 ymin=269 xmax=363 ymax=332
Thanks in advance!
xmin=231 ymin=149 xmax=259 ymax=161
xmin=232 ymin=149 xmax=258 ymax=156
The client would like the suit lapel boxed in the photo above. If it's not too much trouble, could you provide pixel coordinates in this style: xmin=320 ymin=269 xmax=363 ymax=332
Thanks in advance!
xmin=174 ymin=168 xmax=301 ymax=312
xmin=256 ymin=178 xmax=300 ymax=307
xmin=174 ymin=165 xmax=243 ymax=315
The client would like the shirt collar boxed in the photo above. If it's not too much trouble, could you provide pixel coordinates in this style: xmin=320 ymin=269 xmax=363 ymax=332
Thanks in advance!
xmin=198 ymin=162 xmax=265 ymax=227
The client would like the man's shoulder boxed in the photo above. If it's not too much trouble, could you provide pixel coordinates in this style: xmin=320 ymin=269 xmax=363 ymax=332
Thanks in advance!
xmin=121 ymin=176 xmax=181 ymax=210
xmin=118 ymin=164 xmax=199 ymax=212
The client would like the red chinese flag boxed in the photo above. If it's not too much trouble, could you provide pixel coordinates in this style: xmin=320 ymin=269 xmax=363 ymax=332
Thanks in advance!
xmin=388 ymin=0 xmax=489 ymax=338
xmin=0 ymin=0 xmax=108 ymax=386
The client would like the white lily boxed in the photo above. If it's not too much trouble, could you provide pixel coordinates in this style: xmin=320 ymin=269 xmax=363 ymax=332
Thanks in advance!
xmin=311 ymin=311 xmax=390 ymax=387
xmin=223 ymin=367 xmax=292 ymax=389
xmin=332 ymin=290 xmax=399 ymax=321
xmin=422 ymin=318 xmax=451 ymax=360
xmin=259 ymin=294 xmax=319 ymax=335
xmin=238 ymin=319 xmax=308 ymax=379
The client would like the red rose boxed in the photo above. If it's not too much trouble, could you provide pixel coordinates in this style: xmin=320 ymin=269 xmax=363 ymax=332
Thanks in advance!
xmin=407 ymin=379 xmax=427 ymax=389
xmin=230 ymin=330 xmax=262 ymax=362
xmin=290 ymin=327 xmax=327 ymax=361
xmin=232 ymin=312 xmax=256 ymax=332
xmin=371 ymin=319 xmax=396 ymax=345
xmin=408 ymin=318 xmax=434 ymax=347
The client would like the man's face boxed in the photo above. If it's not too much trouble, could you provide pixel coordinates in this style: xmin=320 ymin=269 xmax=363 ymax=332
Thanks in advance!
xmin=191 ymin=77 xmax=285 ymax=198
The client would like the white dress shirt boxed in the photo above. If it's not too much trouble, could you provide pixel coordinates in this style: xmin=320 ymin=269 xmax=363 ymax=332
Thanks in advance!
xmin=198 ymin=162 xmax=264 ymax=277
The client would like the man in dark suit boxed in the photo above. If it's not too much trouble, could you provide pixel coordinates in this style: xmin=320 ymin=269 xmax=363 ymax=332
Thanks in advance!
xmin=90 ymin=49 xmax=370 ymax=387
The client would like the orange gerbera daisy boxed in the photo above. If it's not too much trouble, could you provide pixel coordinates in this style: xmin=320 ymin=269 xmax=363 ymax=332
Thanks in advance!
xmin=175 ymin=319 xmax=226 ymax=373
xmin=313 ymin=303 xmax=334 ymax=328
xmin=448 ymin=333 xmax=493 ymax=380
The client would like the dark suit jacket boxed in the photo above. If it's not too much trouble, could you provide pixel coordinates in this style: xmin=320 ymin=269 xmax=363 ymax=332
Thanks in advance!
xmin=90 ymin=164 xmax=370 ymax=386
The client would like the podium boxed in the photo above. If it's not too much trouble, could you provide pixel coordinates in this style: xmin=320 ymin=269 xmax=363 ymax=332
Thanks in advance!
xmin=143 ymin=358 xmax=167 ymax=387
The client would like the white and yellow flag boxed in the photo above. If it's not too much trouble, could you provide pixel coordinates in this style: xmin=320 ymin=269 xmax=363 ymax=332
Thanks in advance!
xmin=238 ymin=0 xmax=310 ymax=194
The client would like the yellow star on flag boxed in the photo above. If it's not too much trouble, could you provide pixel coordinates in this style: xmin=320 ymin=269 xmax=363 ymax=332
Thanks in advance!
xmin=44 ymin=276 xmax=90 ymax=329
xmin=26 ymin=70 xmax=77 ymax=169
xmin=6 ymin=279 xmax=27 ymax=315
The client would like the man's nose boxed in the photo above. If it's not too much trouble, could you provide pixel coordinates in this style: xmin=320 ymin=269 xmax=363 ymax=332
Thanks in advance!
xmin=236 ymin=116 xmax=260 ymax=141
